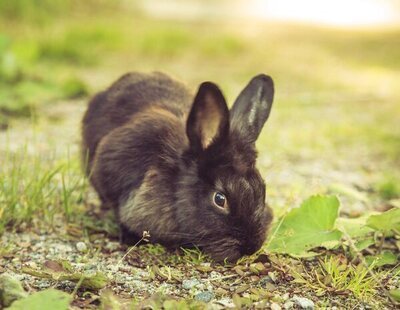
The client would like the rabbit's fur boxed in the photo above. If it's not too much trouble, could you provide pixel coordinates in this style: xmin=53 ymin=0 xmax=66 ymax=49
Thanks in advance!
xmin=82 ymin=72 xmax=275 ymax=261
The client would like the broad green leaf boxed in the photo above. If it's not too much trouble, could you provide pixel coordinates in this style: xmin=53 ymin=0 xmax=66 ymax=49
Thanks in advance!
xmin=336 ymin=214 xmax=376 ymax=252
xmin=8 ymin=289 xmax=71 ymax=310
xmin=336 ymin=214 xmax=375 ymax=238
xmin=367 ymin=208 xmax=400 ymax=232
xmin=354 ymin=238 xmax=375 ymax=251
xmin=365 ymin=251 xmax=399 ymax=267
xmin=266 ymin=195 xmax=342 ymax=256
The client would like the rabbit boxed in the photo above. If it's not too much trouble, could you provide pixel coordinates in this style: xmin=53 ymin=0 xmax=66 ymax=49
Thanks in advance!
xmin=82 ymin=71 xmax=275 ymax=262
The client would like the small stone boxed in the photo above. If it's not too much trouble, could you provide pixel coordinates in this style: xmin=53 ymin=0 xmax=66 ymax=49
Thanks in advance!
xmin=271 ymin=302 xmax=282 ymax=310
xmin=54 ymin=243 xmax=72 ymax=253
xmin=104 ymin=242 xmax=120 ymax=252
xmin=268 ymin=271 xmax=277 ymax=283
xmin=216 ymin=297 xmax=235 ymax=308
xmin=259 ymin=275 xmax=273 ymax=287
xmin=209 ymin=271 xmax=221 ymax=278
xmin=182 ymin=278 xmax=201 ymax=290
xmin=283 ymin=301 xmax=294 ymax=310
xmin=292 ymin=296 xmax=314 ymax=310
xmin=264 ymin=282 xmax=277 ymax=291
xmin=215 ymin=287 xmax=228 ymax=295
xmin=282 ymin=293 xmax=290 ymax=301
xmin=272 ymin=294 xmax=284 ymax=303
xmin=195 ymin=291 xmax=214 ymax=303
xmin=36 ymin=281 xmax=51 ymax=289
xmin=76 ymin=242 xmax=87 ymax=253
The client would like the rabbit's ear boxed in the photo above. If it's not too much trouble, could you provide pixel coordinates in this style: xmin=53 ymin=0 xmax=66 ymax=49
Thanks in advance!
xmin=187 ymin=82 xmax=229 ymax=152
xmin=230 ymin=74 xmax=274 ymax=143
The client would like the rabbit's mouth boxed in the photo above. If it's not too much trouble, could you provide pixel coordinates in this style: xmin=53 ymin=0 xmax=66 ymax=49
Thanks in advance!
xmin=199 ymin=233 xmax=266 ymax=262
xmin=198 ymin=238 xmax=243 ymax=262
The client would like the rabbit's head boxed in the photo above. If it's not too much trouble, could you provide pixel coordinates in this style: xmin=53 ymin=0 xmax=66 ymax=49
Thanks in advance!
xmin=177 ymin=74 xmax=275 ymax=262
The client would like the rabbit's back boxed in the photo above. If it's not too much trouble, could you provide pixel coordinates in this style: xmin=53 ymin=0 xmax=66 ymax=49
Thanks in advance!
xmin=82 ymin=72 xmax=193 ymax=172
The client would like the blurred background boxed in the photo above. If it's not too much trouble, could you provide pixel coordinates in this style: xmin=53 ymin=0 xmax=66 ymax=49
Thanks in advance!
xmin=0 ymin=0 xmax=399 ymax=220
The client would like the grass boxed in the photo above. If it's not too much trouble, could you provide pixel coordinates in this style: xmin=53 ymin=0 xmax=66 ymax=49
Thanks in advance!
xmin=320 ymin=256 xmax=379 ymax=301
xmin=0 ymin=1 xmax=399 ymax=308
xmin=0 ymin=143 xmax=87 ymax=233
xmin=377 ymin=175 xmax=400 ymax=200
xmin=289 ymin=256 xmax=388 ymax=306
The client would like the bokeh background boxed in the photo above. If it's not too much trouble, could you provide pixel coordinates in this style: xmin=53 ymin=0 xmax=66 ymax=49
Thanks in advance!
xmin=0 ymin=0 xmax=399 ymax=229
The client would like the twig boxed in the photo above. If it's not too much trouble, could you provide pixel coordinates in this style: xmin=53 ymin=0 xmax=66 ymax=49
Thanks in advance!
xmin=117 ymin=231 xmax=150 ymax=266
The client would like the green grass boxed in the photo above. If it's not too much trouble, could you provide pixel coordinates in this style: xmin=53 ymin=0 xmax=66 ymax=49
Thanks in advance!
xmin=320 ymin=256 xmax=379 ymax=301
xmin=377 ymin=175 xmax=400 ymax=200
xmin=0 ymin=143 xmax=87 ymax=233
xmin=289 ymin=256 xmax=388 ymax=306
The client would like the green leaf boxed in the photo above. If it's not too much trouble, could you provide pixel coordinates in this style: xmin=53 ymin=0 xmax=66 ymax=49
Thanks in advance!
xmin=365 ymin=251 xmax=399 ymax=267
xmin=336 ymin=214 xmax=375 ymax=238
xmin=389 ymin=289 xmax=400 ymax=302
xmin=267 ymin=195 xmax=342 ymax=256
xmin=8 ymin=289 xmax=71 ymax=310
xmin=354 ymin=238 xmax=375 ymax=251
xmin=367 ymin=208 xmax=400 ymax=232
xmin=336 ymin=214 xmax=376 ymax=252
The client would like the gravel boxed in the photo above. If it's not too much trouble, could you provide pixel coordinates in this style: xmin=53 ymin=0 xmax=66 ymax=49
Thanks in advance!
xmin=292 ymin=295 xmax=315 ymax=309
xmin=271 ymin=302 xmax=282 ymax=310
xmin=182 ymin=278 xmax=201 ymax=290
xmin=76 ymin=242 xmax=88 ymax=253
xmin=283 ymin=300 xmax=295 ymax=309
xmin=195 ymin=291 xmax=214 ymax=303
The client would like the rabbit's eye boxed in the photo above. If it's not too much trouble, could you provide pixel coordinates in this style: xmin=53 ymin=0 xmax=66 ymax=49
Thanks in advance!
xmin=213 ymin=192 xmax=227 ymax=210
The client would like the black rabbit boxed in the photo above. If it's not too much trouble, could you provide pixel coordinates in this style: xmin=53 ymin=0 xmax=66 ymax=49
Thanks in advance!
xmin=82 ymin=72 xmax=275 ymax=261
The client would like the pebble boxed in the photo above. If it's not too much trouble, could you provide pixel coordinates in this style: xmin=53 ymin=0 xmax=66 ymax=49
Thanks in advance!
xmin=195 ymin=291 xmax=214 ymax=303
xmin=264 ymin=282 xmax=277 ymax=291
xmin=210 ymin=271 xmax=221 ymax=278
xmin=53 ymin=243 xmax=73 ymax=253
xmin=216 ymin=297 xmax=235 ymax=308
xmin=36 ymin=281 xmax=51 ymax=289
xmin=14 ymin=274 xmax=25 ymax=281
xmin=104 ymin=242 xmax=120 ymax=252
xmin=268 ymin=271 xmax=277 ymax=283
xmin=283 ymin=301 xmax=294 ymax=310
xmin=259 ymin=275 xmax=274 ymax=287
xmin=109 ymin=265 xmax=119 ymax=273
xmin=292 ymin=296 xmax=314 ymax=310
xmin=76 ymin=242 xmax=87 ymax=253
xmin=182 ymin=278 xmax=200 ymax=290
xmin=271 ymin=302 xmax=282 ymax=310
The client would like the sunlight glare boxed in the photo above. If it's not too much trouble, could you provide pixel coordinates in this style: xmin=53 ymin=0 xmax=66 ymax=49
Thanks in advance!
xmin=251 ymin=0 xmax=399 ymax=26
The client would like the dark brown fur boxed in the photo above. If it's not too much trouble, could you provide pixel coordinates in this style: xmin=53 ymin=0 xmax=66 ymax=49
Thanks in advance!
xmin=82 ymin=71 xmax=275 ymax=261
